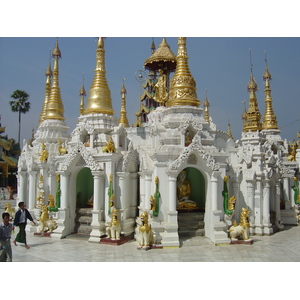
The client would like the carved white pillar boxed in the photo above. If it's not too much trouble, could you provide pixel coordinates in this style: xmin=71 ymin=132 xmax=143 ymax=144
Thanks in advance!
xmin=262 ymin=179 xmax=272 ymax=234
xmin=48 ymin=171 xmax=57 ymax=198
xmin=211 ymin=171 xmax=221 ymax=211
xmin=275 ymin=180 xmax=284 ymax=229
xmin=283 ymin=176 xmax=290 ymax=209
xmin=246 ymin=180 xmax=255 ymax=231
xmin=131 ymin=173 xmax=138 ymax=212
xmin=232 ymin=179 xmax=240 ymax=213
xmin=144 ymin=172 xmax=152 ymax=211
xmin=60 ymin=173 xmax=69 ymax=209
xmin=168 ymin=173 xmax=177 ymax=212
xmin=18 ymin=171 xmax=27 ymax=204
xmin=138 ymin=173 xmax=145 ymax=209
xmin=117 ymin=171 xmax=130 ymax=220
xmin=92 ymin=171 xmax=103 ymax=211
xmin=28 ymin=170 xmax=37 ymax=210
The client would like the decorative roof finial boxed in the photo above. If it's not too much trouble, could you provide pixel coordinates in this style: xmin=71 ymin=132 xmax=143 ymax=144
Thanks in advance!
xmin=262 ymin=51 xmax=278 ymax=130
xmin=203 ymin=89 xmax=210 ymax=122
xmin=79 ymin=73 xmax=86 ymax=116
xmin=119 ymin=77 xmax=129 ymax=128
xmin=151 ymin=38 xmax=156 ymax=54
xmin=227 ymin=120 xmax=234 ymax=139
xmin=243 ymin=49 xmax=261 ymax=132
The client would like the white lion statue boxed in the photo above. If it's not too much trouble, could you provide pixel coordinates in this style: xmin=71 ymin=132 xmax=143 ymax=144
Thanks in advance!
xmin=228 ymin=208 xmax=251 ymax=241
xmin=106 ymin=208 xmax=121 ymax=240
xmin=136 ymin=211 xmax=156 ymax=250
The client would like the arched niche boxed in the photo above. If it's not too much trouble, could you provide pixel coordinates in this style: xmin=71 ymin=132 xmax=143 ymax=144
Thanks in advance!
xmin=76 ymin=167 xmax=93 ymax=207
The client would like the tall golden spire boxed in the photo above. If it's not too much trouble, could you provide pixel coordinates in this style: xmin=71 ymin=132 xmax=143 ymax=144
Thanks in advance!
xmin=119 ymin=79 xmax=129 ymax=127
xmin=167 ymin=37 xmax=200 ymax=107
xmin=79 ymin=74 xmax=86 ymax=116
xmin=261 ymin=52 xmax=278 ymax=130
xmin=243 ymin=50 xmax=261 ymax=132
xmin=227 ymin=121 xmax=234 ymax=139
xmin=82 ymin=37 xmax=114 ymax=115
xmin=44 ymin=38 xmax=65 ymax=121
xmin=39 ymin=54 xmax=52 ymax=125
xmin=203 ymin=90 xmax=210 ymax=122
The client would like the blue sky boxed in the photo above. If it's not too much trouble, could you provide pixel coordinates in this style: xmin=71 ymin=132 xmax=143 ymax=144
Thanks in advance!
xmin=0 ymin=2 xmax=299 ymax=147
xmin=1 ymin=36 xmax=299 ymax=145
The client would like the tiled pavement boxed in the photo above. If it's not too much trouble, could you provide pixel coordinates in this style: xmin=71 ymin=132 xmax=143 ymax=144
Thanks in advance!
xmin=9 ymin=224 xmax=300 ymax=262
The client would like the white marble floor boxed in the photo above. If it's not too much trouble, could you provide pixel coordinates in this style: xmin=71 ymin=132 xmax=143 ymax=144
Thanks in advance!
xmin=8 ymin=224 xmax=300 ymax=262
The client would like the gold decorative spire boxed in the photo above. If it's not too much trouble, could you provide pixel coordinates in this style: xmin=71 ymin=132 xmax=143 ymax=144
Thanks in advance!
xmin=82 ymin=37 xmax=114 ymax=115
xmin=167 ymin=37 xmax=200 ymax=107
xmin=203 ymin=90 xmax=210 ymax=122
xmin=79 ymin=74 xmax=86 ymax=116
xmin=151 ymin=38 xmax=156 ymax=54
xmin=44 ymin=38 xmax=65 ymax=121
xmin=243 ymin=49 xmax=261 ymax=132
xmin=39 ymin=52 xmax=53 ymax=125
xmin=262 ymin=52 xmax=278 ymax=130
xmin=227 ymin=121 xmax=234 ymax=139
xmin=119 ymin=78 xmax=129 ymax=127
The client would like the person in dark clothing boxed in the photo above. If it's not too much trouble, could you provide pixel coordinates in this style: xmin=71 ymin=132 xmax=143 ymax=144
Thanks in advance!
xmin=0 ymin=212 xmax=14 ymax=261
xmin=13 ymin=202 xmax=36 ymax=249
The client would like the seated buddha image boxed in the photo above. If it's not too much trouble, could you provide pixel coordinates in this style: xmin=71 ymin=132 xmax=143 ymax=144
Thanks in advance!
xmin=177 ymin=169 xmax=198 ymax=209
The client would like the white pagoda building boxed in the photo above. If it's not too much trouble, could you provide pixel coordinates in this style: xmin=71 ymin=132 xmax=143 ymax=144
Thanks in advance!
xmin=17 ymin=37 xmax=300 ymax=248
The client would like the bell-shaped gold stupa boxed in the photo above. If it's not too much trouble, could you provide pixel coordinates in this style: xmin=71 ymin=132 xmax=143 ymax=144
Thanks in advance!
xmin=44 ymin=38 xmax=65 ymax=121
xmin=261 ymin=57 xmax=278 ymax=130
xmin=82 ymin=38 xmax=114 ymax=115
xmin=166 ymin=37 xmax=200 ymax=107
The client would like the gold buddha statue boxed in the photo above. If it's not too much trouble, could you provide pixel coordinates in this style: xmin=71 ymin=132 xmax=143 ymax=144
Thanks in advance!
xmin=177 ymin=169 xmax=198 ymax=209
xmin=154 ymin=69 xmax=168 ymax=106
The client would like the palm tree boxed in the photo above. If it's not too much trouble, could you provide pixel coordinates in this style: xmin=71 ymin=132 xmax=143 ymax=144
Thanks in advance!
xmin=9 ymin=90 xmax=31 ymax=145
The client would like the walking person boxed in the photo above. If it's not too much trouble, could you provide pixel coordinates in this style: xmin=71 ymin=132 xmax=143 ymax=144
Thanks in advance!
xmin=0 ymin=212 xmax=14 ymax=262
xmin=13 ymin=202 xmax=36 ymax=249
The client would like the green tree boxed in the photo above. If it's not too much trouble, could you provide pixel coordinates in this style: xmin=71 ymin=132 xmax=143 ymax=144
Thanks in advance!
xmin=9 ymin=90 xmax=31 ymax=145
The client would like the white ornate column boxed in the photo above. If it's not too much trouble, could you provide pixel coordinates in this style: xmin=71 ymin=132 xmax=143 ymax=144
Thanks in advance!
xmin=246 ymin=180 xmax=255 ymax=233
xmin=168 ymin=172 xmax=177 ymax=214
xmin=232 ymin=179 xmax=240 ymax=212
xmin=18 ymin=171 xmax=27 ymax=204
xmin=116 ymin=171 xmax=130 ymax=220
xmin=162 ymin=170 xmax=179 ymax=248
xmin=28 ymin=170 xmax=37 ymax=210
xmin=211 ymin=172 xmax=220 ymax=211
xmin=60 ymin=172 xmax=69 ymax=209
xmin=48 ymin=171 xmax=57 ymax=198
xmin=138 ymin=172 xmax=145 ymax=210
xmin=89 ymin=170 xmax=104 ymax=242
xmin=130 ymin=173 xmax=138 ymax=217
xmin=275 ymin=180 xmax=284 ymax=230
xmin=209 ymin=170 xmax=230 ymax=245
xmin=51 ymin=171 xmax=70 ymax=239
xmin=283 ymin=176 xmax=291 ymax=210
xmin=144 ymin=172 xmax=152 ymax=211
xmin=262 ymin=179 xmax=272 ymax=235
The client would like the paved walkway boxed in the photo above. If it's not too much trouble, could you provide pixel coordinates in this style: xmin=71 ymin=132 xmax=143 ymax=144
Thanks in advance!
xmin=8 ymin=224 xmax=300 ymax=262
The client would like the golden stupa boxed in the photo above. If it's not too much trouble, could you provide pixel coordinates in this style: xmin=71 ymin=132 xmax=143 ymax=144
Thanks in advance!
xmin=82 ymin=37 xmax=114 ymax=115
xmin=166 ymin=37 xmax=200 ymax=107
